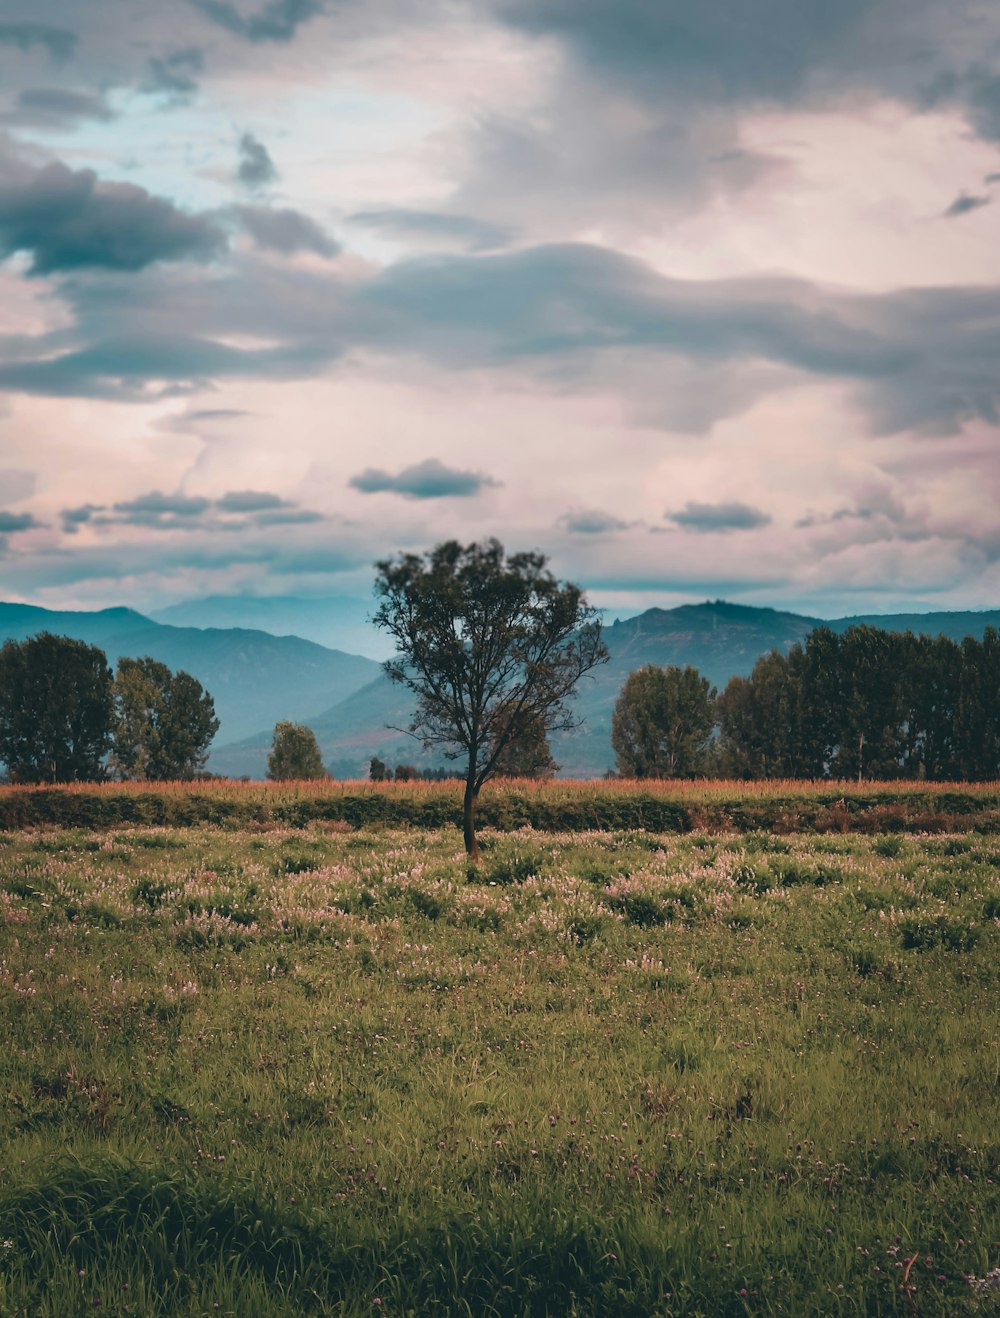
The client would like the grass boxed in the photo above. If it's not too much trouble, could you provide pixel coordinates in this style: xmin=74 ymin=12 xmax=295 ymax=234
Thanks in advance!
xmin=1 ymin=776 xmax=999 ymax=833
xmin=0 ymin=821 xmax=998 ymax=1314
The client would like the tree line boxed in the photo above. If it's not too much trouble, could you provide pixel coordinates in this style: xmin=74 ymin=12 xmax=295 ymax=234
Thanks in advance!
xmin=3 ymin=546 xmax=997 ymax=845
xmin=612 ymin=624 xmax=1000 ymax=782
xmin=0 ymin=633 xmax=220 ymax=784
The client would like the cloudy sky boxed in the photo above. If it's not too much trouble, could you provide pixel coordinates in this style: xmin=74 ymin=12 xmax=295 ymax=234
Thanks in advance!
xmin=1 ymin=0 xmax=999 ymax=638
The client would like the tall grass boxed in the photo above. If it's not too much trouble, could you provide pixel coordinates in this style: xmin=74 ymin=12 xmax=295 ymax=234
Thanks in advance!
xmin=2 ymin=776 xmax=998 ymax=833
xmin=0 ymin=823 xmax=998 ymax=1313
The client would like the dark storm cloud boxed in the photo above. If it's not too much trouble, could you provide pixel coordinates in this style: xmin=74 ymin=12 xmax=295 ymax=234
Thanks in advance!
xmin=6 ymin=240 xmax=1000 ymax=436
xmin=0 ymin=153 xmax=226 ymax=274
xmin=0 ymin=329 xmax=326 ymax=400
xmin=496 ymin=0 xmax=1000 ymax=133
xmin=349 ymin=458 xmax=500 ymax=499
xmin=478 ymin=0 xmax=1000 ymax=223
xmin=560 ymin=510 xmax=630 ymax=534
xmin=0 ymin=22 xmax=77 ymax=60
xmin=235 ymin=205 xmax=338 ymax=256
xmin=237 ymin=133 xmax=277 ymax=189
xmin=142 ymin=48 xmax=204 ymax=97
xmin=349 ymin=208 xmax=516 ymax=252
xmin=193 ymin=0 xmax=324 ymax=44
xmin=356 ymin=244 xmax=906 ymax=378
xmin=944 ymin=192 xmax=991 ymax=218
xmin=0 ymin=509 xmax=42 ymax=532
xmin=666 ymin=501 xmax=772 ymax=532
xmin=498 ymin=0 xmax=872 ymax=103
xmin=13 ymin=88 xmax=115 ymax=126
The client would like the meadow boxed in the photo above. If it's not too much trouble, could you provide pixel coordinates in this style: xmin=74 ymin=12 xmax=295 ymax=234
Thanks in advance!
xmin=0 ymin=812 xmax=998 ymax=1314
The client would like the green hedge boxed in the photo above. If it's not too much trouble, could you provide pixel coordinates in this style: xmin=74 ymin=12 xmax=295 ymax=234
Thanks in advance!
xmin=1 ymin=784 xmax=998 ymax=833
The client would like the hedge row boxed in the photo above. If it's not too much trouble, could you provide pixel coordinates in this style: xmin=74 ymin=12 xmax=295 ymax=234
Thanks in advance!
xmin=1 ymin=785 xmax=998 ymax=833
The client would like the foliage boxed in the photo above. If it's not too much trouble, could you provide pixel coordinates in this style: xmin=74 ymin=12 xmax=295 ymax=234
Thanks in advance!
xmin=368 ymin=755 xmax=388 ymax=782
xmin=266 ymin=721 xmax=326 ymax=781
xmin=492 ymin=707 xmax=559 ymax=778
xmin=612 ymin=663 xmax=716 ymax=778
xmin=0 ymin=632 xmax=113 ymax=783
xmin=112 ymin=656 xmax=220 ymax=781
xmin=0 ymin=823 xmax=997 ymax=1313
xmin=717 ymin=624 xmax=1000 ymax=780
xmin=1 ymin=775 xmax=999 ymax=833
xmin=372 ymin=539 xmax=607 ymax=856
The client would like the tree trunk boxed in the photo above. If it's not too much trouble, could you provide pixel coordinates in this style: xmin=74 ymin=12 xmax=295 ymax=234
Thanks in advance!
xmin=463 ymin=780 xmax=480 ymax=861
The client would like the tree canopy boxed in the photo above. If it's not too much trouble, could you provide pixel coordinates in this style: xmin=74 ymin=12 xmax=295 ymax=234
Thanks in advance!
xmin=611 ymin=663 xmax=716 ymax=778
xmin=0 ymin=633 xmax=114 ymax=783
xmin=112 ymin=656 xmax=220 ymax=780
xmin=372 ymin=539 xmax=607 ymax=857
xmin=716 ymin=624 xmax=1000 ymax=780
xmin=267 ymin=721 xmax=326 ymax=781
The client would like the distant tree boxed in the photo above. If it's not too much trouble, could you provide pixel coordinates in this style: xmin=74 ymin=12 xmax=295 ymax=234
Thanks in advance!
xmin=369 ymin=755 xmax=388 ymax=782
xmin=0 ymin=633 xmax=114 ymax=782
xmin=373 ymin=539 xmax=607 ymax=859
xmin=612 ymin=663 xmax=716 ymax=778
xmin=393 ymin=763 xmax=419 ymax=782
xmin=492 ymin=708 xmax=559 ymax=778
xmin=716 ymin=649 xmax=808 ymax=778
xmin=266 ymin=721 xmax=326 ymax=780
xmin=112 ymin=657 xmax=220 ymax=780
xmin=955 ymin=627 xmax=1000 ymax=780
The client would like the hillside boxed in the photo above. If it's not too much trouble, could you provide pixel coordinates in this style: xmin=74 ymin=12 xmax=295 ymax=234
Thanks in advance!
xmin=0 ymin=603 xmax=380 ymax=749
xmin=212 ymin=599 xmax=1000 ymax=779
xmin=206 ymin=601 xmax=819 ymax=778
xmin=6 ymin=598 xmax=998 ymax=780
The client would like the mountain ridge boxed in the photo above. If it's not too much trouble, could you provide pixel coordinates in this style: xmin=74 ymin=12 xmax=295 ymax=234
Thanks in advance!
xmin=4 ymin=598 xmax=997 ymax=779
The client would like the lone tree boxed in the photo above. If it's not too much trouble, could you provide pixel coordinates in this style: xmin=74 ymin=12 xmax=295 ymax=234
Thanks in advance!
xmin=0 ymin=633 xmax=114 ymax=782
xmin=112 ymin=657 xmax=219 ymax=780
xmin=267 ymin=721 xmax=326 ymax=780
xmin=612 ymin=663 xmax=716 ymax=778
xmin=373 ymin=539 xmax=607 ymax=859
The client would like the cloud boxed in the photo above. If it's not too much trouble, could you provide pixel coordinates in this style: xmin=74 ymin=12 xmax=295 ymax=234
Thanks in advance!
xmin=235 ymin=204 xmax=338 ymax=257
xmin=349 ymin=458 xmax=500 ymax=499
xmin=666 ymin=500 xmax=772 ymax=532
xmin=13 ymin=88 xmax=115 ymax=126
xmin=944 ymin=192 xmax=991 ymax=218
xmin=0 ymin=22 xmax=77 ymax=60
xmin=986 ymin=172 xmax=1000 ymax=185
xmin=61 ymin=502 xmax=104 ymax=534
xmin=469 ymin=0 xmax=1000 ymax=232
xmin=237 ymin=132 xmax=277 ymax=189
xmin=560 ymin=509 xmax=630 ymax=533
xmin=216 ymin=489 xmax=292 ymax=512
xmin=113 ymin=491 xmax=213 ymax=525
xmin=71 ymin=488 xmax=325 ymax=532
xmin=0 ymin=152 xmax=226 ymax=274
xmin=349 ymin=208 xmax=516 ymax=252
xmin=4 ymin=238 xmax=1000 ymax=437
xmin=142 ymin=48 xmax=204 ymax=97
xmin=0 ymin=510 xmax=42 ymax=533
xmin=194 ymin=0 xmax=324 ymax=44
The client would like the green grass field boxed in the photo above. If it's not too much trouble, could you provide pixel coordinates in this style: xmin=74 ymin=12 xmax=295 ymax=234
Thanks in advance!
xmin=1 ymin=819 xmax=998 ymax=1314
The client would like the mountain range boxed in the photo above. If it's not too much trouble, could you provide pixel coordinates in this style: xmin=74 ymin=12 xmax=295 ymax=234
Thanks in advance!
xmin=2 ymin=598 xmax=998 ymax=779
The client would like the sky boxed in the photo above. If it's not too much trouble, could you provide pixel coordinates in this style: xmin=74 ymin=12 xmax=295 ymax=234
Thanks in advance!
xmin=1 ymin=0 xmax=999 ymax=639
